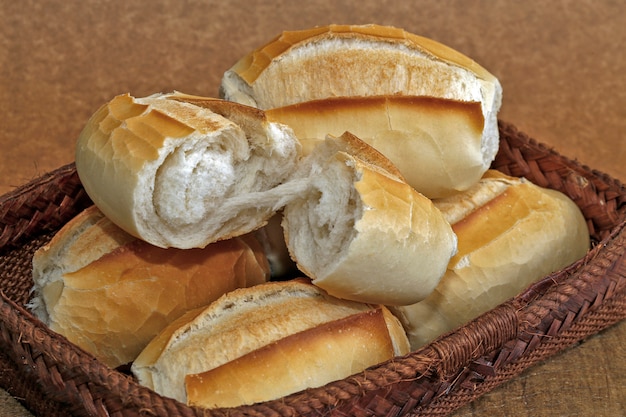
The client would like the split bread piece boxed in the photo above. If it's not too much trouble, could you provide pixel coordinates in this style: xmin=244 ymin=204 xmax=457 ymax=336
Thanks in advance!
xmin=220 ymin=24 xmax=503 ymax=198
xmin=281 ymin=132 xmax=458 ymax=306
xmin=131 ymin=279 xmax=410 ymax=407
xmin=29 ymin=205 xmax=269 ymax=368
xmin=75 ymin=92 xmax=302 ymax=249
xmin=390 ymin=170 xmax=591 ymax=349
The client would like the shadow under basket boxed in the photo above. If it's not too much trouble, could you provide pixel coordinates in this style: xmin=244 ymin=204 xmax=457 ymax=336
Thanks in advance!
xmin=1 ymin=121 xmax=625 ymax=417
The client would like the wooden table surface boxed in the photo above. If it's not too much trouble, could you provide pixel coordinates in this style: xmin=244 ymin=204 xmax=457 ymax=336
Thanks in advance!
xmin=1 ymin=1 xmax=624 ymax=416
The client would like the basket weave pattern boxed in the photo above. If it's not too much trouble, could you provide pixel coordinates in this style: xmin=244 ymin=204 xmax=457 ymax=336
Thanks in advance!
xmin=1 ymin=122 xmax=625 ymax=417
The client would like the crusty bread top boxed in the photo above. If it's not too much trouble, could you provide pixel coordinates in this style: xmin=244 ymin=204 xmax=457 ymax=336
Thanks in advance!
xmin=165 ymin=91 xmax=268 ymax=126
xmin=311 ymin=131 xmax=406 ymax=181
xmin=29 ymin=205 xmax=271 ymax=367
xmin=221 ymin=23 xmax=501 ymax=127
xmin=78 ymin=93 xmax=234 ymax=166
xmin=440 ymin=170 xmax=590 ymax=270
xmin=185 ymin=307 xmax=401 ymax=408
xmin=131 ymin=279 xmax=387 ymax=401
xmin=266 ymin=96 xmax=487 ymax=197
xmin=394 ymin=170 xmax=591 ymax=349
xmin=229 ymin=24 xmax=497 ymax=86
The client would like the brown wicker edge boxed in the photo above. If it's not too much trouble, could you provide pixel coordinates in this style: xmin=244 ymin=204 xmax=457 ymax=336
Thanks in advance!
xmin=0 ymin=121 xmax=625 ymax=417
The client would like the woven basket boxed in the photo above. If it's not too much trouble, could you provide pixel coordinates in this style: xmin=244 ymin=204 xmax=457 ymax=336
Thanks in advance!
xmin=1 ymin=121 xmax=625 ymax=417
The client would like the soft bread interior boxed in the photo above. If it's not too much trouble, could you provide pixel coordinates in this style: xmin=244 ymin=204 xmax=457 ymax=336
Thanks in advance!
xmin=283 ymin=145 xmax=362 ymax=279
xmin=75 ymin=93 xmax=302 ymax=249
xmin=254 ymin=131 xmax=408 ymax=280
xmin=282 ymin=134 xmax=458 ymax=305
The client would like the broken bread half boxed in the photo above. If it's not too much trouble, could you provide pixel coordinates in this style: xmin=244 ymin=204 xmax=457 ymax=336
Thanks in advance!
xmin=282 ymin=132 xmax=458 ymax=306
xmin=75 ymin=92 xmax=302 ymax=249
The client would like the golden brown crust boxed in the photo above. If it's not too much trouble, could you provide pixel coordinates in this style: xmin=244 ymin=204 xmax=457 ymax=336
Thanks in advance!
xmin=391 ymin=170 xmax=591 ymax=349
xmin=185 ymin=308 xmax=396 ymax=408
xmin=231 ymin=24 xmax=496 ymax=84
xmin=165 ymin=91 xmax=267 ymax=123
xmin=131 ymin=279 xmax=410 ymax=403
xmin=265 ymin=96 xmax=485 ymax=195
xmin=30 ymin=205 xmax=270 ymax=368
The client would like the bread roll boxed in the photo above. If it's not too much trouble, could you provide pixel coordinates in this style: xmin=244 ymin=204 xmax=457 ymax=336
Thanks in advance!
xmin=390 ymin=170 xmax=590 ymax=349
xmin=75 ymin=92 xmax=302 ymax=249
xmin=264 ymin=97 xmax=486 ymax=198
xmin=29 ymin=205 xmax=270 ymax=368
xmin=131 ymin=279 xmax=410 ymax=405
xmin=282 ymin=132 xmax=458 ymax=306
xmin=220 ymin=24 xmax=502 ymax=198
xmin=186 ymin=306 xmax=404 ymax=409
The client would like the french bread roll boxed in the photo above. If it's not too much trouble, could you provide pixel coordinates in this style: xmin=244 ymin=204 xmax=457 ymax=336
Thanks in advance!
xmin=75 ymin=92 xmax=302 ymax=249
xmin=131 ymin=279 xmax=410 ymax=406
xmin=220 ymin=24 xmax=502 ymax=198
xmin=29 ymin=205 xmax=270 ymax=368
xmin=281 ymin=132 xmax=458 ymax=305
xmin=390 ymin=170 xmax=590 ymax=349
xmin=265 ymin=96 xmax=485 ymax=198
xmin=186 ymin=306 xmax=403 ymax=409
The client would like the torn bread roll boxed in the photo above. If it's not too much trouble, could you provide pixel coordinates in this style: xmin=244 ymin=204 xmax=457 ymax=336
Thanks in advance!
xmin=390 ymin=170 xmax=590 ymax=349
xmin=75 ymin=92 xmax=301 ymax=249
xmin=220 ymin=24 xmax=502 ymax=198
xmin=131 ymin=279 xmax=410 ymax=406
xmin=29 ymin=205 xmax=269 ymax=368
xmin=282 ymin=132 xmax=458 ymax=306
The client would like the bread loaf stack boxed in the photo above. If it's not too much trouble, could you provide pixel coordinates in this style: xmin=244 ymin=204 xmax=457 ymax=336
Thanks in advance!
xmin=28 ymin=23 xmax=591 ymax=410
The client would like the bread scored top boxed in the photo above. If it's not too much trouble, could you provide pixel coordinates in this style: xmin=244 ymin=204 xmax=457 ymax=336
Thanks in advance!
xmin=390 ymin=170 xmax=591 ymax=349
xmin=131 ymin=279 xmax=410 ymax=406
xmin=75 ymin=92 xmax=302 ymax=249
xmin=265 ymin=96 xmax=486 ymax=197
xmin=186 ymin=305 xmax=404 ymax=409
xmin=220 ymin=24 xmax=502 ymax=198
xmin=29 ymin=205 xmax=270 ymax=368
xmin=220 ymin=24 xmax=500 ymax=111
